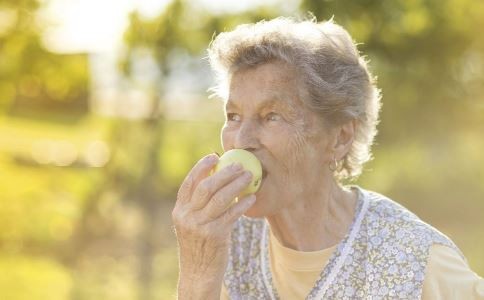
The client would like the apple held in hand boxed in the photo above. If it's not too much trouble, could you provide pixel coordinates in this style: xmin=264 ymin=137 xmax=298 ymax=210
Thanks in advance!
xmin=214 ymin=149 xmax=262 ymax=197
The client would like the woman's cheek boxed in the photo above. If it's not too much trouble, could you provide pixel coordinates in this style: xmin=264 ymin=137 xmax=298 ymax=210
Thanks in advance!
xmin=283 ymin=126 xmax=312 ymax=174
xmin=259 ymin=125 xmax=285 ymax=151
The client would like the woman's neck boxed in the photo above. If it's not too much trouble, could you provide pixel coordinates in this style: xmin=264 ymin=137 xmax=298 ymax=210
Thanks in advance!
xmin=266 ymin=181 xmax=358 ymax=252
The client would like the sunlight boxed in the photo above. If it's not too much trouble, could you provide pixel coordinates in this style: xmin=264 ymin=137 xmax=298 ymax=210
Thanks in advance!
xmin=41 ymin=0 xmax=171 ymax=53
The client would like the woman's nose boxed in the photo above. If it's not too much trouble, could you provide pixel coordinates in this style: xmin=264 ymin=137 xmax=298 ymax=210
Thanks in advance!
xmin=234 ymin=120 xmax=260 ymax=150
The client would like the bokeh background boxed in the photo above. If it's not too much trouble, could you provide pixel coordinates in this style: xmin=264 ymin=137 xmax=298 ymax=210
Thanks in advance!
xmin=0 ymin=0 xmax=483 ymax=299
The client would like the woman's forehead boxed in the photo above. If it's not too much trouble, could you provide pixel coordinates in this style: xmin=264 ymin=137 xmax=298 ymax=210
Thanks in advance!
xmin=227 ymin=62 xmax=302 ymax=110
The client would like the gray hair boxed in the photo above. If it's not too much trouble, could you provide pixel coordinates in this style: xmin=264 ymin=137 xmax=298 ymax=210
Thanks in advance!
xmin=207 ymin=17 xmax=382 ymax=181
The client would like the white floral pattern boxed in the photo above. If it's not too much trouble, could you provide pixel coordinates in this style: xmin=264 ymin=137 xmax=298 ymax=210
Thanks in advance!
xmin=224 ymin=186 xmax=465 ymax=299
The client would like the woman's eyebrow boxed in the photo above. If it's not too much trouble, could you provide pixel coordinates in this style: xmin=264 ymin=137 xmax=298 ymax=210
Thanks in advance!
xmin=258 ymin=98 xmax=293 ymax=113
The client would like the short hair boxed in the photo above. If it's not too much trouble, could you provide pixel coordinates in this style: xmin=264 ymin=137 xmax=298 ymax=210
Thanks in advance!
xmin=208 ymin=17 xmax=382 ymax=181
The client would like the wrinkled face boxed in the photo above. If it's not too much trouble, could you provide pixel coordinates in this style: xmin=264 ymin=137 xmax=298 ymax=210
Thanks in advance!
xmin=221 ymin=61 xmax=336 ymax=217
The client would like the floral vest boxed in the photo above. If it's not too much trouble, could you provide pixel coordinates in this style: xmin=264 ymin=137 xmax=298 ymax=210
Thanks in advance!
xmin=223 ymin=186 xmax=465 ymax=299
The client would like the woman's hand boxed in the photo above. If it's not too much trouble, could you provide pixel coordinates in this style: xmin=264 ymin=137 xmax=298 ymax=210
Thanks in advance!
xmin=172 ymin=154 xmax=256 ymax=299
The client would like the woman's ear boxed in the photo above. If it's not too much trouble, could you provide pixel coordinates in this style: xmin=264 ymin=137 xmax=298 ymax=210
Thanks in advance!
xmin=332 ymin=119 xmax=356 ymax=160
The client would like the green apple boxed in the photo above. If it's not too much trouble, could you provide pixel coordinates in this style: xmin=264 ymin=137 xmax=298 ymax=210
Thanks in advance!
xmin=214 ymin=149 xmax=262 ymax=197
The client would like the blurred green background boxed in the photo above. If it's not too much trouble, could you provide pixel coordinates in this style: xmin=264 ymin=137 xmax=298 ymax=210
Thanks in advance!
xmin=0 ymin=0 xmax=483 ymax=299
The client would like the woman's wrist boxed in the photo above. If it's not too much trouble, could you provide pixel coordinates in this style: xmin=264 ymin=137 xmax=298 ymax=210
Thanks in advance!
xmin=177 ymin=273 xmax=223 ymax=300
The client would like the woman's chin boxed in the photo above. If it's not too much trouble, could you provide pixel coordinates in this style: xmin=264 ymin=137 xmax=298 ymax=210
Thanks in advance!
xmin=242 ymin=193 xmax=267 ymax=218
xmin=243 ymin=205 xmax=265 ymax=218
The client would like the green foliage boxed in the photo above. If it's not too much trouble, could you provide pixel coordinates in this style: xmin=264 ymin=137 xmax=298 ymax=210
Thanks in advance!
xmin=0 ymin=1 xmax=89 ymax=117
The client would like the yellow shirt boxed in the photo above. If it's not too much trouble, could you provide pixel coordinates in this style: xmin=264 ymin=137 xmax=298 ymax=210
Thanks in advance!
xmin=221 ymin=229 xmax=484 ymax=299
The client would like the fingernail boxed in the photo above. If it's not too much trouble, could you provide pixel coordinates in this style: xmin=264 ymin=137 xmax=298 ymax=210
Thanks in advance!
xmin=207 ymin=155 xmax=218 ymax=163
xmin=243 ymin=171 xmax=252 ymax=179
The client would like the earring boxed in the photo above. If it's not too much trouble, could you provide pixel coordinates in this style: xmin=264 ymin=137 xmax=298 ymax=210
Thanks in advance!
xmin=329 ymin=155 xmax=340 ymax=172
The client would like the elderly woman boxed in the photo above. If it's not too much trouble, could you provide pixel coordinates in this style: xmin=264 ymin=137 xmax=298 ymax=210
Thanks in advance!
xmin=172 ymin=18 xmax=484 ymax=299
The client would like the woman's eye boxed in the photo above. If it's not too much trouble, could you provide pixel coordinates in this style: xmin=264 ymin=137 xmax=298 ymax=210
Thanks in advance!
xmin=266 ymin=112 xmax=281 ymax=122
xmin=227 ymin=113 xmax=241 ymax=122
